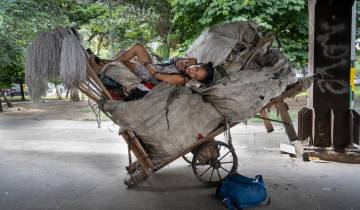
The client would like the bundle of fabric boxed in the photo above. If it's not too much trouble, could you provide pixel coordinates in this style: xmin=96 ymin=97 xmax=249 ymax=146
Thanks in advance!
xmin=104 ymin=21 xmax=297 ymax=161
xmin=105 ymin=83 xmax=223 ymax=161
xmin=186 ymin=21 xmax=261 ymax=67
xmin=25 ymin=27 xmax=86 ymax=102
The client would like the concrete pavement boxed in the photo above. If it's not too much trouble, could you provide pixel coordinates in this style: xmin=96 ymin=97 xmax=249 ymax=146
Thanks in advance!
xmin=0 ymin=119 xmax=359 ymax=210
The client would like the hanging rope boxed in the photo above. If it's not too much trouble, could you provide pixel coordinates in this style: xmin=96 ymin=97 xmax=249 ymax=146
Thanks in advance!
xmin=224 ymin=119 xmax=233 ymax=149
xmin=127 ymin=141 xmax=135 ymax=184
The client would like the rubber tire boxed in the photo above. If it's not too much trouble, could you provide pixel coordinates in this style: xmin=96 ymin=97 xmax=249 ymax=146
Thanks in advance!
xmin=191 ymin=140 xmax=238 ymax=186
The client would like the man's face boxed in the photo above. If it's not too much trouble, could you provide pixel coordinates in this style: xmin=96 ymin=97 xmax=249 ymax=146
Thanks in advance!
xmin=185 ymin=65 xmax=207 ymax=81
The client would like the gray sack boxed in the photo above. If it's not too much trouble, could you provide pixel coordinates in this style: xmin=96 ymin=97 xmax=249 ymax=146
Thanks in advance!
xmin=104 ymin=83 xmax=224 ymax=162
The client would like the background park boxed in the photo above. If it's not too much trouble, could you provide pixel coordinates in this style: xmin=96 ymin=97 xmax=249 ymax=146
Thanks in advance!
xmin=1 ymin=0 xmax=359 ymax=119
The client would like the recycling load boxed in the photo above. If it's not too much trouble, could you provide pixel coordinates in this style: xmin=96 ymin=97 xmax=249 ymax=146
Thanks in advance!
xmin=103 ymin=21 xmax=296 ymax=161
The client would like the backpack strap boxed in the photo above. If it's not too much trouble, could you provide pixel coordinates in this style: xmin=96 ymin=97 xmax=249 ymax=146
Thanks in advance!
xmin=255 ymin=175 xmax=271 ymax=208
xmin=223 ymin=197 xmax=235 ymax=210
xmin=255 ymin=175 xmax=263 ymax=182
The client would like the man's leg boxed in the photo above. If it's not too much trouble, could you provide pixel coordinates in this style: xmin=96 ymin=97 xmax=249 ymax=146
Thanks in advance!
xmin=116 ymin=43 xmax=152 ymax=64
xmin=113 ymin=43 xmax=157 ymax=81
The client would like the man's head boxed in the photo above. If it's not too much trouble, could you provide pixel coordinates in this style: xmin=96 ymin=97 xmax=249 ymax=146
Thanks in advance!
xmin=185 ymin=62 xmax=213 ymax=85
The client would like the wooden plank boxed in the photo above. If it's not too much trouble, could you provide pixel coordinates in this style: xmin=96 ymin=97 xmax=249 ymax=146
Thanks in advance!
xmin=79 ymin=84 xmax=101 ymax=101
xmin=330 ymin=109 xmax=335 ymax=147
xmin=275 ymin=101 xmax=298 ymax=141
xmin=120 ymin=131 xmax=154 ymax=176
xmin=280 ymin=143 xmax=296 ymax=155
xmin=126 ymin=160 xmax=139 ymax=173
xmin=85 ymin=61 xmax=112 ymax=99
xmin=352 ymin=110 xmax=360 ymax=145
xmin=259 ymin=109 xmax=274 ymax=133
xmin=297 ymin=107 xmax=313 ymax=143
xmin=127 ymin=131 xmax=154 ymax=169
xmin=262 ymin=83 xmax=305 ymax=110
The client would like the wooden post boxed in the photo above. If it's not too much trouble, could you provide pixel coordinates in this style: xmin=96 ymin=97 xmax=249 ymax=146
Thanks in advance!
xmin=120 ymin=131 xmax=154 ymax=176
xmin=259 ymin=109 xmax=274 ymax=133
xmin=275 ymin=101 xmax=298 ymax=141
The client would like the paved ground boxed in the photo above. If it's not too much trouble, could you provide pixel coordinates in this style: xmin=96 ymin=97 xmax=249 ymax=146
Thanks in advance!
xmin=1 ymin=118 xmax=360 ymax=210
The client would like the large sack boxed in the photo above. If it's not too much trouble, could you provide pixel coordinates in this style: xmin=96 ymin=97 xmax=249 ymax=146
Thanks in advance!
xmin=186 ymin=21 xmax=260 ymax=66
xmin=186 ymin=21 xmax=296 ymax=120
xmin=193 ymin=49 xmax=296 ymax=121
xmin=104 ymin=83 xmax=224 ymax=162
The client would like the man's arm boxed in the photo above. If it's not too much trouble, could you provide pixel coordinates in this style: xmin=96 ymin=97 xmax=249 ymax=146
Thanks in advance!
xmin=153 ymin=73 xmax=188 ymax=85
xmin=145 ymin=63 xmax=188 ymax=85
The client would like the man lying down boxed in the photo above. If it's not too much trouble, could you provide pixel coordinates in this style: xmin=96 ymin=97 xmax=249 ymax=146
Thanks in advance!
xmin=88 ymin=43 xmax=214 ymax=101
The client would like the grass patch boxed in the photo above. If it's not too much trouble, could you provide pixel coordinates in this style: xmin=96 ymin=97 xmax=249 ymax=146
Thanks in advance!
xmin=248 ymin=110 xmax=298 ymax=123
xmin=80 ymin=106 xmax=93 ymax=113
xmin=82 ymin=112 xmax=111 ymax=121
xmin=295 ymin=91 xmax=308 ymax=97
xmin=79 ymin=106 xmax=112 ymax=121
xmin=354 ymin=86 xmax=360 ymax=99
xmin=6 ymin=95 xmax=72 ymax=101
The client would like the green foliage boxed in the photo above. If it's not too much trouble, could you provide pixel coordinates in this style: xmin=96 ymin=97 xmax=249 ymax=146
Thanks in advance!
xmin=77 ymin=2 xmax=161 ymax=57
xmin=1 ymin=0 xmax=358 ymax=91
xmin=357 ymin=1 xmax=360 ymax=39
xmin=67 ymin=3 xmax=107 ymax=26
xmin=156 ymin=44 xmax=171 ymax=61
xmin=0 ymin=64 xmax=24 ymax=89
xmin=0 ymin=0 xmax=72 ymax=89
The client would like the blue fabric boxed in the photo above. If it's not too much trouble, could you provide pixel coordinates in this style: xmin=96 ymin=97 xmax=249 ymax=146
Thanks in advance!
xmin=216 ymin=173 xmax=267 ymax=209
xmin=100 ymin=75 xmax=121 ymax=89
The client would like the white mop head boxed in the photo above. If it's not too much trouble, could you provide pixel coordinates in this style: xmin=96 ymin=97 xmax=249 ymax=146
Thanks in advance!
xmin=25 ymin=31 xmax=62 ymax=102
xmin=25 ymin=39 xmax=48 ymax=103
xmin=25 ymin=27 xmax=87 ymax=101
xmin=59 ymin=34 xmax=87 ymax=88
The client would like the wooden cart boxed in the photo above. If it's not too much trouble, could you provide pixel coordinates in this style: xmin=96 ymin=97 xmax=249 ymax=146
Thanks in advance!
xmin=79 ymin=58 xmax=306 ymax=186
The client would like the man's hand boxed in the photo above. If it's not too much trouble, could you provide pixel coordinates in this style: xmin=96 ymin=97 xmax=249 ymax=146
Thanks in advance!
xmin=175 ymin=59 xmax=193 ymax=71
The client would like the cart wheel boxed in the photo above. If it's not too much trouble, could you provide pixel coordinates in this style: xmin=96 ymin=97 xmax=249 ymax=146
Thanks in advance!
xmin=192 ymin=141 xmax=238 ymax=186
xmin=182 ymin=145 xmax=202 ymax=164
xmin=182 ymin=153 xmax=193 ymax=164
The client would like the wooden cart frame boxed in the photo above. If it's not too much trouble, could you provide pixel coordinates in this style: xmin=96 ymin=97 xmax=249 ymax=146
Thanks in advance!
xmin=79 ymin=58 xmax=304 ymax=186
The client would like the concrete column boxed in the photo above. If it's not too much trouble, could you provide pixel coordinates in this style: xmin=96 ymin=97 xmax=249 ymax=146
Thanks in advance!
xmin=308 ymin=0 xmax=355 ymax=148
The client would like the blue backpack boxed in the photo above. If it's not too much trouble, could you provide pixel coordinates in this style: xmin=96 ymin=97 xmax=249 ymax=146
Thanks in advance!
xmin=216 ymin=173 xmax=269 ymax=210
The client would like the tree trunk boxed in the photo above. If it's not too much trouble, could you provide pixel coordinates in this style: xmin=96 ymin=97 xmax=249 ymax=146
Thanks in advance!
xmin=108 ymin=0 xmax=115 ymax=56
xmin=55 ymin=84 xmax=62 ymax=100
xmin=97 ymin=35 xmax=104 ymax=55
xmin=66 ymin=89 xmax=69 ymax=99
xmin=19 ymin=81 xmax=25 ymax=100
xmin=302 ymin=67 xmax=308 ymax=77
xmin=70 ymin=88 xmax=80 ymax=102
xmin=0 ymin=96 xmax=3 ymax=112
xmin=1 ymin=90 xmax=13 ymax=108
